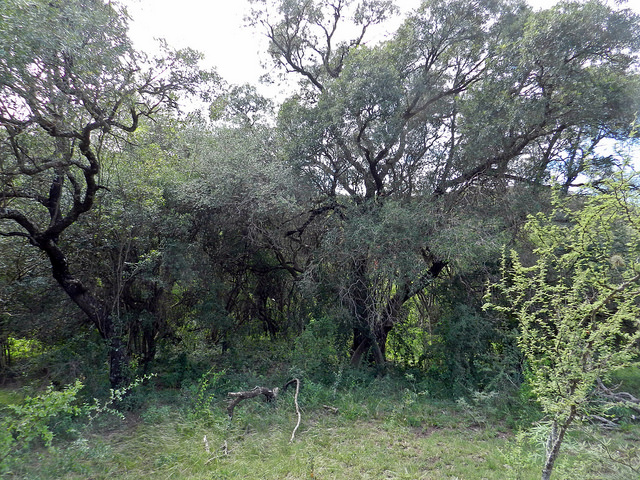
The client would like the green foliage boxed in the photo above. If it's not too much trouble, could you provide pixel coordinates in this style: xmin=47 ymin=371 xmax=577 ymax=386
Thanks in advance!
xmin=387 ymin=274 xmax=523 ymax=398
xmin=610 ymin=366 xmax=640 ymax=397
xmin=291 ymin=316 xmax=347 ymax=383
xmin=3 ymin=6 xmax=640 ymax=476
xmin=485 ymin=170 xmax=640 ymax=478
xmin=265 ymin=0 xmax=640 ymax=372
xmin=0 ymin=373 xmax=155 ymax=474
xmin=191 ymin=368 xmax=226 ymax=420
xmin=1 ymin=369 xmax=638 ymax=479
xmin=502 ymin=423 xmax=640 ymax=480
xmin=0 ymin=380 xmax=83 ymax=470
xmin=0 ymin=0 xmax=219 ymax=388
xmin=86 ymin=374 xmax=157 ymax=421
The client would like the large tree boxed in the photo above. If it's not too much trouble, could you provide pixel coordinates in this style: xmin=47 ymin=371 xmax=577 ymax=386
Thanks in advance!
xmin=251 ymin=0 xmax=640 ymax=364
xmin=0 ymin=0 xmax=217 ymax=386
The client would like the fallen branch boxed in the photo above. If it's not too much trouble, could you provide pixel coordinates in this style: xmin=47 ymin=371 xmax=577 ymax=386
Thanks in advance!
xmin=322 ymin=404 xmax=339 ymax=414
xmin=226 ymin=378 xmax=303 ymax=428
xmin=588 ymin=414 xmax=619 ymax=429
xmin=227 ymin=386 xmax=279 ymax=419
xmin=595 ymin=378 xmax=640 ymax=415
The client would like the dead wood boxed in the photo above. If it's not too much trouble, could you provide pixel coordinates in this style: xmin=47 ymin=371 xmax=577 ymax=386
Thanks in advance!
xmin=322 ymin=404 xmax=339 ymax=414
xmin=289 ymin=378 xmax=301 ymax=443
xmin=227 ymin=386 xmax=279 ymax=418
xmin=585 ymin=378 xmax=640 ymax=429
xmin=588 ymin=414 xmax=620 ymax=429
xmin=283 ymin=378 xmax=299 ymax=393
xmin=595 ymin=378 xmax=640 ymax=415
xmin=226 ymin=378 xmax=303 ymax=422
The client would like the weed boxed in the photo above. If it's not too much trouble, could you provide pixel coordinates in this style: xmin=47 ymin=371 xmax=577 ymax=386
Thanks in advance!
xmin=190 ymin=368 xmax=226 ymax=420
xmin=1 ymin=380 xmax=84 ymax=472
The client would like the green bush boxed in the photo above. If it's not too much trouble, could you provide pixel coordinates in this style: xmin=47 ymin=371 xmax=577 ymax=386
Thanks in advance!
xmin=0 ymin=380 xmax=83 ymax=471
xmin=1 ymin=373 xmax=155 ymax=473
xmin=291 ymin=316 xmax=347 ymax=384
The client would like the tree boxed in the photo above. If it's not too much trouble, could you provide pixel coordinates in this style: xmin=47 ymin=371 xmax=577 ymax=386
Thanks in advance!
xmin=168 ymin=90 xmax=315 ymax=345
xmin=0 ymin=0 xmax=218 ymax=386
xmin=251 ymin=0 xmax=640 ymax=365
xmin=485 ymin=170 xmax=640 ymax=480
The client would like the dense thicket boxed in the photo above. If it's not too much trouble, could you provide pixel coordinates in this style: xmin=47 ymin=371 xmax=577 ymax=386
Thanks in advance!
xmin=0 ymin=0 xmax=218 ymax=386
xmin=1 ymin=0 xmax=639 ymax=398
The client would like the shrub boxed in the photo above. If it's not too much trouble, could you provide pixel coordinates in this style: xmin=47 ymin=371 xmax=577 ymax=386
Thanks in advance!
xmin=0 ymin=380 xmax=83 ymax=471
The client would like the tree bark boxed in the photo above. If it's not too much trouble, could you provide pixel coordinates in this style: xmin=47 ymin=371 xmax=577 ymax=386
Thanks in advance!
xmin=227 ymin=386 xmax=279 ymax=418
xmin=39 ymin=237 xmax=127 ymax=387
xmin=349 ymin=256 xmax=445 ymax=367
xmin=349 ymin=321 xmax=393 ymax=367
xmin=541 ymin=408 xmax=576 ymax=480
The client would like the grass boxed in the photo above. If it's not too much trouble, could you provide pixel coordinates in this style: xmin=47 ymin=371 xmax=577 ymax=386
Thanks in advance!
xmin=0 ymin=387 xmax=22 ymax=406
xmin=611 ymin=366 xmax=640 ymax=396
xmin=1 ymin=353 xmax=639 ymax=480
xmin=5 ymin=408 xmax=521 ymax=479
xmin=2 ymin=375 xmax=639 ymax=480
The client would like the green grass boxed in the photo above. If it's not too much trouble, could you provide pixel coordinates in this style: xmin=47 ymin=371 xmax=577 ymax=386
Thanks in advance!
xmin=610 ymin=366 xmax=640 ymax=397
xmin=5 ymin=410 xmax=522 ymax=479
xmin=0 ymin=387 xmax=22 ymax=406
xmin=1 ymin=361 xmax=639 ymax=480
xmin=2 ymin=382 xmax=638 ymax=480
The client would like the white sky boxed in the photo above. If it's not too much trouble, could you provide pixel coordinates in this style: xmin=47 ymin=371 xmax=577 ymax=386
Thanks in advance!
xmin=120 ymin=0 xmax=639 ymax=163
xmin=122 ymin=0 xmax=563 ymax=91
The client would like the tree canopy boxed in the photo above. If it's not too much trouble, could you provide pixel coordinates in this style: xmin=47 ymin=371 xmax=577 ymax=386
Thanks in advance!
xmin=0 ymin=0 xmax=639 ymax=404
xmin=253 ymin=0 xmax=640 ymax=365
xmin=0 ymin=0 xmax=218 ymax=386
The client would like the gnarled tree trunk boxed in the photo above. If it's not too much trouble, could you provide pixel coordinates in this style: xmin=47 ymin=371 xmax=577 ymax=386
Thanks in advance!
xmin=348 ymin=256 xmax=446 ymax=367
xmin=40 ymin=237 xmax=127 ymax=387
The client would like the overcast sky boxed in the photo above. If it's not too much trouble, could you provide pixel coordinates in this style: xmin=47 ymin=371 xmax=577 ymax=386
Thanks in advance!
xmin=122 ymin=0 xmax=567 ymax=90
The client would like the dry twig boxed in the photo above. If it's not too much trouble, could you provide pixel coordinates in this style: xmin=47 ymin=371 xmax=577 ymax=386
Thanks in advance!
xmin=288 ymin=378 xmax=301 ymax=442
xmin=226 ymin=378 xmax=302 ymax=442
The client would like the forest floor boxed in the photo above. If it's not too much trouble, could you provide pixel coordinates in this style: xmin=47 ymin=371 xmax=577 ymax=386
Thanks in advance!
xmin=2 ymin=375 xmax=639 ymax=480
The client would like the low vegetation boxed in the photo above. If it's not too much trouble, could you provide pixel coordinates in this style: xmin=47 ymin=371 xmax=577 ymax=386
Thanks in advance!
xmin=1 ymin=346 xmax=639 ymax=479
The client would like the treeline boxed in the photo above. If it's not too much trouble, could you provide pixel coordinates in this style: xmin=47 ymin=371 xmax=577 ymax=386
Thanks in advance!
xmin=1 ymin=0 xmax=639 ymax=397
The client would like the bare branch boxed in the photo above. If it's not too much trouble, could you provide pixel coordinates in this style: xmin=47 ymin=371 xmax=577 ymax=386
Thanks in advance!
xmin=227 ymin=386 xmax=279 ymax=418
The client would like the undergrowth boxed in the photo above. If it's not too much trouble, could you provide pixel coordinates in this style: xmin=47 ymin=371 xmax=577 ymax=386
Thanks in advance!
xmin=1 ymin=365 xmax=638 ymax=479
xmin=2 ymin=339 xmax=638 ymax=479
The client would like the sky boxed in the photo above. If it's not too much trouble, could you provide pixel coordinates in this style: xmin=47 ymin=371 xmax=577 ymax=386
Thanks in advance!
xmin=121 ymin=0 xmax=561 ymax=91
xmin=120 ymin=0 xmax=639 ymax=161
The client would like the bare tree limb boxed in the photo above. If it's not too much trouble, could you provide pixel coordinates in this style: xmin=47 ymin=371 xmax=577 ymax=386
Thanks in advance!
xmin=595 ymin=378 xmax=640 ymax=415
xmin=288 ymin=378 xmax=301 ymax=442
xmin=226 ymin=386 xmax=279 ymax=418
xmin=226 ymin=377 xmax=303 ymax=443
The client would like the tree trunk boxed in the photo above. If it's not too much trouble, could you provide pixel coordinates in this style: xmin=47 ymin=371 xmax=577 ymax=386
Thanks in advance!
xmin=541 ymin=408 xmax=576 ymax=480
xmin=350 ymin=332 xmax=372 ymax=367
xmin=350 ymin=321 xmax=392 ymax=367
xmin=348 ymin=250 xmax=446 ymax=367
xmin=40 ymin=237 xmax=127 ymax=388
xmin=108 ymin=336 xmax=126 ymax=388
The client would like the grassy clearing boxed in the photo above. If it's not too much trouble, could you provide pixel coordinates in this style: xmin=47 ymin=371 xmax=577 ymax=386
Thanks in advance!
xmin=2 ymin=363 xmax=639 ymax=479
xmin=5 ymin=408 xmax=521 ymax=479
xmin=2 ymin=378 xmax=638 ymax=480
